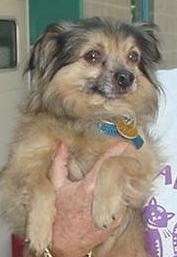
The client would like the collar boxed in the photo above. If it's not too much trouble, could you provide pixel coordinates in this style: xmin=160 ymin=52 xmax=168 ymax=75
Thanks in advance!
xmin=98 ymin=118 xmax=144 ymax=149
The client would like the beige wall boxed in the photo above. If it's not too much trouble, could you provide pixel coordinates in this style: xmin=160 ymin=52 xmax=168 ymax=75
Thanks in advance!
xmin=83 ymin=0 xmax=131 ymax=22
xmin=154 ymin=1 xmax=177 ymax=68
xmin=0 ymin=0 xmax=29 ymax=257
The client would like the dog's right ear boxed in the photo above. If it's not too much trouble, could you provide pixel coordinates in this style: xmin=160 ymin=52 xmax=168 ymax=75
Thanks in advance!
xmin=25 ymin=23 xmax=65 ymax=83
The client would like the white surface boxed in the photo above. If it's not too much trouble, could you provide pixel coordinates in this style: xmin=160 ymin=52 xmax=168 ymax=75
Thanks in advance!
xmin=144 ymin=69 xmax=177 ymax=257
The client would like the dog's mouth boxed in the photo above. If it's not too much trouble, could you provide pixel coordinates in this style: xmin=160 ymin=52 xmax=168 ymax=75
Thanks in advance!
xmin=88 ymin=70 xmax=136 ymax=99
xmin=89 ymin=82 xmax=136 ymax=98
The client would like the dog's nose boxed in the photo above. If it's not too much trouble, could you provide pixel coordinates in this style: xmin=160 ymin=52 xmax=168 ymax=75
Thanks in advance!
xmin=114 ymin=70 xmax=135 ymax=88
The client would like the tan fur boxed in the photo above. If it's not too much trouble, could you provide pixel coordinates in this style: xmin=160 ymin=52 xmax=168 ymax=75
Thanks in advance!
xmin=0 ymin=19 xmax=161 ymax=257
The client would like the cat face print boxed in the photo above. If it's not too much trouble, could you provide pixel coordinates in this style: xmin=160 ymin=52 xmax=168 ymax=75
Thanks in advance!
xmin=143 ymin=197 xmax=175 ymax=228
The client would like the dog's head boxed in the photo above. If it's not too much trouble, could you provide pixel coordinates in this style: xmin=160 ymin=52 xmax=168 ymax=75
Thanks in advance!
xmin=25 ymin=17 xmax=161 ymax=126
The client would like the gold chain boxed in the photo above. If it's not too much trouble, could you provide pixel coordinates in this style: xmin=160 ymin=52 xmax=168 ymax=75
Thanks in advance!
xmin=43 ymin=248 xmax=53 ymax=257
xmin=43 ymin=247 xmax=93 ymax=257
xmin=86 ymin=251 xmax=93 ymax=257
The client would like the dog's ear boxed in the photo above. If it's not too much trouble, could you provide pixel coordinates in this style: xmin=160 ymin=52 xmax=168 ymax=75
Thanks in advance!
xmin=24 ymin=23 xmax=67 ymax=113
xmin=25 ymin=23 xmax=66 ymax=82
xmin=135 ymin=23 xmax=162 ymax=68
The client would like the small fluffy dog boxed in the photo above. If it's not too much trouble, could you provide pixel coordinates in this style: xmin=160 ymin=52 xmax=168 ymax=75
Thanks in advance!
xmin=0 ymin=17 xmax=162 ymax=257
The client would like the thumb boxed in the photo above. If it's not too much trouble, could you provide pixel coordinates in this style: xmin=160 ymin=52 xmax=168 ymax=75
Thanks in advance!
xmin=49 ymin=141 xmax=70 ymax=189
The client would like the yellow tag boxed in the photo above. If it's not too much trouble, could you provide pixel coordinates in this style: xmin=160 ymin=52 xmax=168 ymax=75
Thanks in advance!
xmin=116 ymin=119 xmax=138 ymax=139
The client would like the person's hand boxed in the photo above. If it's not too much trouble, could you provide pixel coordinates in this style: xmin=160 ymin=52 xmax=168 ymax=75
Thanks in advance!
xmin=50 ymin=141 xmax=129 ymax=257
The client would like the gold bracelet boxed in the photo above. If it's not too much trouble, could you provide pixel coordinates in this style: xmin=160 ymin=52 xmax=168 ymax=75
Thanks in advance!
xmin=86 ymin=251 xmax=93 ymax=257
xmin=43 ymin=247 xmax=53 ymax=257
xmin=43 ymin=247 xmax=93 ymax=257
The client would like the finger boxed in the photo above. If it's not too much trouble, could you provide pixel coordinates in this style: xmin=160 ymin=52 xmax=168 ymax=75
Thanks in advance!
xmin=49 ymin=141 xmax=70 ymax=188
xmin=102 ymin=141 xmax=130 ymax=158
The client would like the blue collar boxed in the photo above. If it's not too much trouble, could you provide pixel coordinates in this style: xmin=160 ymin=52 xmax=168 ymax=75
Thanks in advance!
xmin=98 ymin=120 xmax=144 ymax=149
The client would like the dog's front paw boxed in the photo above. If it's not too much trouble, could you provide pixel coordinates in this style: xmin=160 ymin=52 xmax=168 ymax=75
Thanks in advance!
xmin=92 ymin=156 xmax=124 ymax=228
xmin=27 ymin=187 xmax=56 ymax=254
xmin=27 ymin=220 xmax=53 ymax=254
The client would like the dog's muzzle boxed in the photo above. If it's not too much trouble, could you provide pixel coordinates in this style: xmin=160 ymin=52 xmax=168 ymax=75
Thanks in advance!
xmin=88 ymin=69 xmax=136 ymax=98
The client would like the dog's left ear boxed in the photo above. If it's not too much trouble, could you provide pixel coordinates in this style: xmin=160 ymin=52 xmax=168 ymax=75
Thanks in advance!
xmin=135 ymin=23 xmax=162 ymax=67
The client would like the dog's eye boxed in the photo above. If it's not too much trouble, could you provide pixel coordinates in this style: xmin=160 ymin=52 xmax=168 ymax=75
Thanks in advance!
xmin=128 ymin=51 xmax=139 ymax=64
xmin=83 ymin=50 xmax=104 ymax=64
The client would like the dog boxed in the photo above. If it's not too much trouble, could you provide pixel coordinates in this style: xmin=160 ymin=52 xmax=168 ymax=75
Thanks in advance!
xmin=0 ymin=17 xmax=162 ymax=257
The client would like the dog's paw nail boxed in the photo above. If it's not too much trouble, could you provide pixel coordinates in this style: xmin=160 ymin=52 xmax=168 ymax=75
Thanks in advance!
xmin=112 ymin=214 xmax=116 ymax=220
xmin=102 ymin=224 xmax=108 ymax=229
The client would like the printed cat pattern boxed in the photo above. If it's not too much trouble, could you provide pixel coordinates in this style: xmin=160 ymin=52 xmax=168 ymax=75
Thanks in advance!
xmin=144 ymin=165 xmax=177 ymax=257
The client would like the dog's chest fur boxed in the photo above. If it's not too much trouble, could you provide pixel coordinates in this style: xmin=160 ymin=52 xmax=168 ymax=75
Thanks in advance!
xmin=13 ymin=113 xmax=121 ymax=176
xmin=12 ymin=112 xmax=157 ymax=187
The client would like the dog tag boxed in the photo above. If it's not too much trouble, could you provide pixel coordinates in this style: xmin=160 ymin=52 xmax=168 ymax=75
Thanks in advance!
xmin=98 ymin=119 xmax=144 ymax=149
xmin=116 ymin=119 xmax=138 ymax=139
